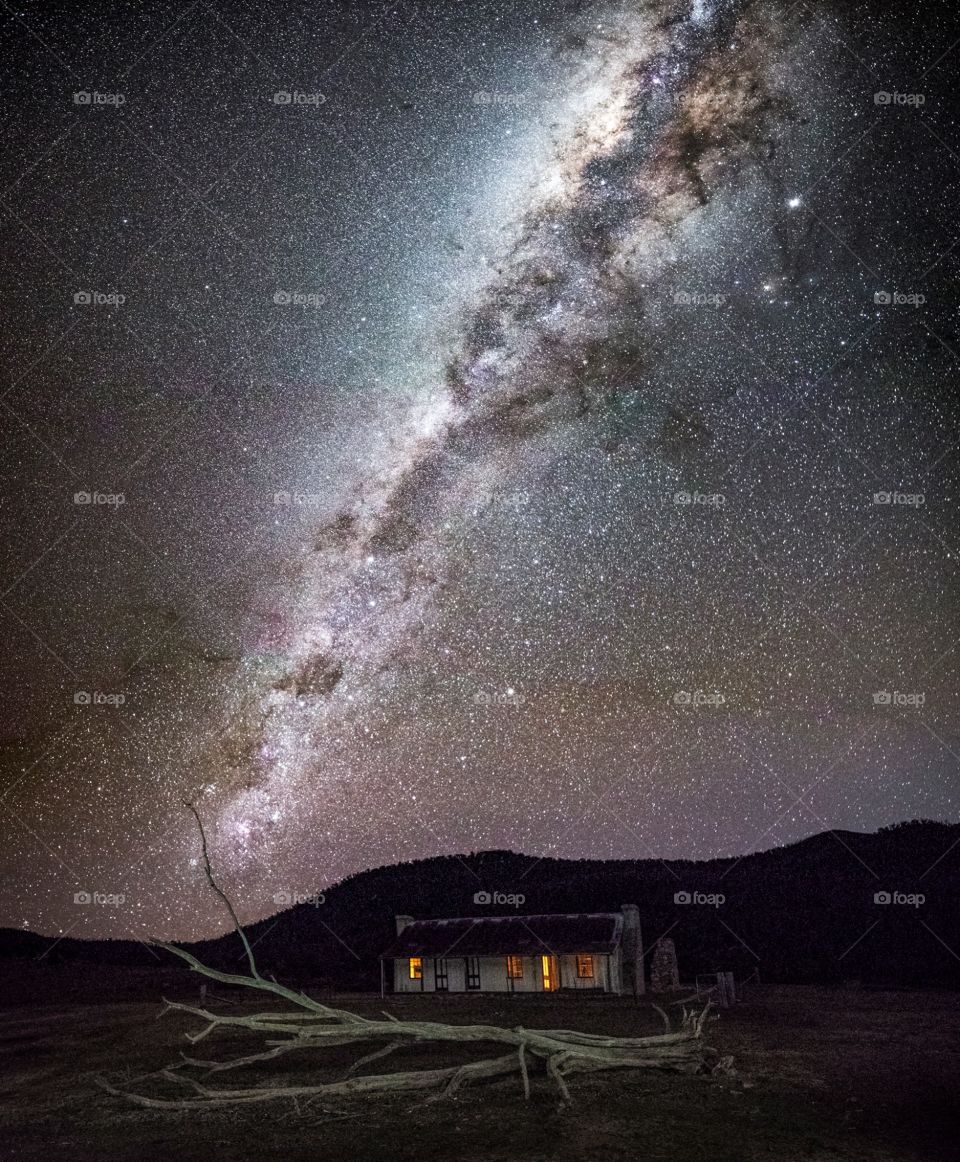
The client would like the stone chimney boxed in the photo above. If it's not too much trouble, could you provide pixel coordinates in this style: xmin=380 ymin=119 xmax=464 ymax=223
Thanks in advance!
xmin=620 ymin=904 xmax=644 ymax=996
xmin=395 ymin=914 xmax=414 ymax=936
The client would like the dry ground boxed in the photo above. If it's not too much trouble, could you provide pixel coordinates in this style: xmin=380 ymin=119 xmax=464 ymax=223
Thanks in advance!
xmin=0 ymin=967 xmax=958 ymax=1161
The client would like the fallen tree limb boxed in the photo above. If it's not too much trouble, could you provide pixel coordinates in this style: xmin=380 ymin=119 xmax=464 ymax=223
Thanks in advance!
xmin=97 ymin=1053 xmax=522 ymax=1109
xmin=103 ymin=955 xmax=717 ymax=1107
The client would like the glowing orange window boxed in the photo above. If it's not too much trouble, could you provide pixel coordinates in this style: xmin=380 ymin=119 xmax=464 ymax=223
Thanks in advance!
xmin=409 ymin=957 xmax=423 ymax=980
xmin=576 ymin=954 xmax=594 ymax=979
xmin=541 ymin=955 xmax=559 ymax=991
xmin=506 ymin=955 xmax=524 ymax=979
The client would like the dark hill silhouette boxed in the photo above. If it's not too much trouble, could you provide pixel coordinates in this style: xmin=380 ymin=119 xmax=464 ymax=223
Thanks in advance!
xmin=3 ymin=820 xmax=957 ymax=989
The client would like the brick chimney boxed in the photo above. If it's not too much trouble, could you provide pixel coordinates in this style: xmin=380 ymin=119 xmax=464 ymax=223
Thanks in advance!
xmin=620 ymin=904 xmax=644 ymax=996
xmin=395 ymin=914 xmax=414 ymax=936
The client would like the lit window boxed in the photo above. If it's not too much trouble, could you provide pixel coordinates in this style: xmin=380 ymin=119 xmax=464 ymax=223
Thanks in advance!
xmin=409 ymin=957 xmax=422 ymax=980
xmin=576 ymin=954 xmax=594 ymax=979
xmin=506 ymin=955 xmax=524 ymax=979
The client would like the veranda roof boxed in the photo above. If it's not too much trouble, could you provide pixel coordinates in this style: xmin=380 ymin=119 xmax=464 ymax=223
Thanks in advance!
xmin=381 ymin=913 xmax=622 ymax=959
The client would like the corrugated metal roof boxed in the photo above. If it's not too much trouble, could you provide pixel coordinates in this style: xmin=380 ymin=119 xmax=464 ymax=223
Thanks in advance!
xmin=381 ymin=913 xmax=622 ymax=958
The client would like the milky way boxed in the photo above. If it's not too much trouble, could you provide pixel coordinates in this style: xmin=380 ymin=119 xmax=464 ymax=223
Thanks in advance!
xmin=0 ymin=0 xmax=957 ymax=937
xmin=207 ymin=0 xmax=795 ymax=869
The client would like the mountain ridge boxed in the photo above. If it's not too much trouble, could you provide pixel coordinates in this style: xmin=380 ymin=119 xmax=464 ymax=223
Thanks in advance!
xmin=4 ymin=820 xmax=957 ymax=988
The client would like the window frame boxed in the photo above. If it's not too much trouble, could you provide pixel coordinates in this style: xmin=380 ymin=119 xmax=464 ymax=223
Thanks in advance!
xmin=465 ymin=956 xmax=481 ymax=990
xmin=408 ymin=956 xmax=423 ymax=981
xmin=575 ymin=953 xmax=595 ymax=979
xmin=505 ymin=954 xmax=524 ymax=980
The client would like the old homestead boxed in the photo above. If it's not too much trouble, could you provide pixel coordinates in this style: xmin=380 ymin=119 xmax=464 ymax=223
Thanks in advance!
xmin=381 ymin=905 xmax=643 ymax=995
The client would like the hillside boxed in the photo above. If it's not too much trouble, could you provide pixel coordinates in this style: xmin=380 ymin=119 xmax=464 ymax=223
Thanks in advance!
xmin=3 ymin=820 xmax=957 ymax=989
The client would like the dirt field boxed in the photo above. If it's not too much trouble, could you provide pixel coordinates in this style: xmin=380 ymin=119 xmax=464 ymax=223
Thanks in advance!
xmin=1 ymin=972 xmax=958 ymax=1161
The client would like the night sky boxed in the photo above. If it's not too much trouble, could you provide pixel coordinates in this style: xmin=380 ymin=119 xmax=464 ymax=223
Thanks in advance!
xmin=0 ymin=0 xmax=957 ymax=939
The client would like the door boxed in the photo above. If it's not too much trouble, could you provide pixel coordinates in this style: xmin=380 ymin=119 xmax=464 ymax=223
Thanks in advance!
xmin=541 ymin=954 xmax=559 ymax=992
